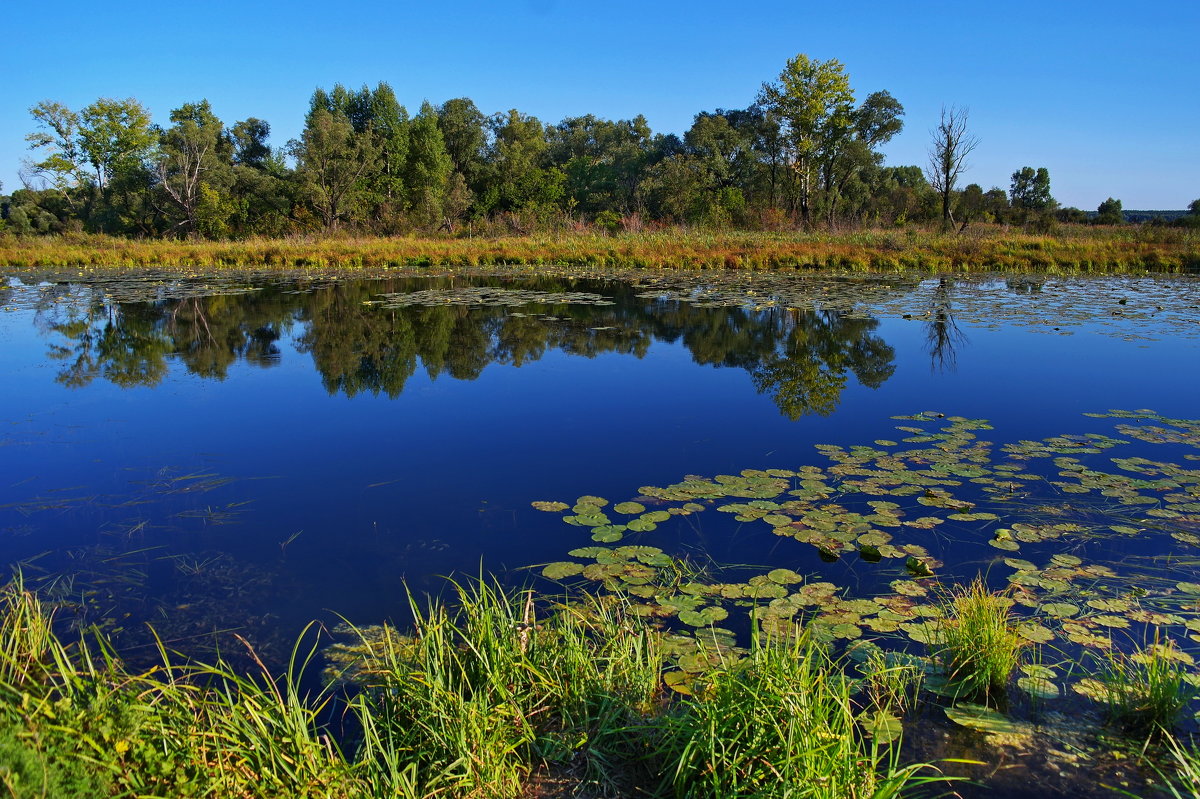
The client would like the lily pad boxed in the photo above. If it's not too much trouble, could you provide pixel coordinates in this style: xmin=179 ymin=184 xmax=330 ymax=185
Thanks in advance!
xmin=541 ymin=562 xmax=584 ymax=580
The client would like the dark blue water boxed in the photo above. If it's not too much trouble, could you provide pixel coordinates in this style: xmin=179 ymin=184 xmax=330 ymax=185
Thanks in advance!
xmin=2 ymin=270 xmax=1199 ymax=673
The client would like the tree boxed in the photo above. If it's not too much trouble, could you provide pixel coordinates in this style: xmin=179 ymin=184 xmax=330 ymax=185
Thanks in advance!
xmin=24 ymin=101 xmax=88 ymax=208
xmin=758 ymin=54 xmax=855 ymax=227
xmin=1189 ymin=198 xmax=1199 ymax=216
xmin=404 ymin=101 xmax=452 ymax=227
xmin=1009 ymin=167 xmax=1054 ymax=213
xmin=823 ymin=90 xmax=904 ymax=224
xmin=230 ymin=118 xmax=272 ymax=169
xmin=925 ymin=105 xmax=979 ymax=226
xmin=293 ymin=106 xmax=379 ymax=231
xmin=438 ymin=99 xmax=488 ymax=190
xmin=1095 ymin=197 xmax=1123 ymax=225
xmin=481 ymin=109 xmax=563 ymax=220
xmin=77 ymin=98 xmax=156 ymax=192
xmin=156 ymin=100 xmax=235 ymax=237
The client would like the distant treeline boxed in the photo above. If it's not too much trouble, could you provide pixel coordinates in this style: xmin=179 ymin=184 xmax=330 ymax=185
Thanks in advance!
xmin=4 ymin=54 xmax=1199 ymax=239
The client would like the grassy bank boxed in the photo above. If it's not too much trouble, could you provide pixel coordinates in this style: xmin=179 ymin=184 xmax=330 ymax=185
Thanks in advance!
xmin=0 ymin=576 xmax=940 ymax=799
xmin=0 ymin=227 xmax=1197 ymax=273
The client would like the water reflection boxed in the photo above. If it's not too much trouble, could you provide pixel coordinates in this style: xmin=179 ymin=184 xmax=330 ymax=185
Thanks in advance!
xmin=33 ymin=276 xmax=900 ymax=418
xmin=924 ymin=277 xmax=966 ymax=373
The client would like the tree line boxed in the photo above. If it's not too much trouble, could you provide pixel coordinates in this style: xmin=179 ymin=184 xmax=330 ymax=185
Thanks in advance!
xmin=4 ymin=54 xmax=1194 ymax=239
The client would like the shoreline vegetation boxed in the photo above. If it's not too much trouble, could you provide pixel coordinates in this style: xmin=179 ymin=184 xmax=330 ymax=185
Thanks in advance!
xmin=1 ymin=226 xmax=1198 ymax=273
xmin=3 ymin=574 xmax=1198 ymax=798
xmin=0 ymin=576 xmax=944 ymax=799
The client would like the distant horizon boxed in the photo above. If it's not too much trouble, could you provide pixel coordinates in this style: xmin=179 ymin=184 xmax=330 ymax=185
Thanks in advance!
xmin=2 ymin=1 xmax=1196 ymax=211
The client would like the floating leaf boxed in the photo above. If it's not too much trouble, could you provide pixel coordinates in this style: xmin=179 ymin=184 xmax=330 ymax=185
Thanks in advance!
xmin=1017 ymin=676 xmax=1060 ymax=699
xmin=613 ymin=501 xmax=646 ymax=515
xmin=1040 ymin=602 xmax=1080 ymax=618
xmin=531 ymin=501 xmax=568 ymax=512
xmin=767 ymin=568 xmax=803 ymax=585
xmin=541 ymin=562 xmax=584 ymax=580
xmin=944 ymin=704 xmax=1023 ymax=735
xmin=863 ymin=711 xmax=903 ymax=744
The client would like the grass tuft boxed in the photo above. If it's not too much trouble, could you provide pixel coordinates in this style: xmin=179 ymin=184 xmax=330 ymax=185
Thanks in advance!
xmin=933 ymin=577 xmax=1024 ymax=703
xmin=1099 ymin=633 xmax=1199 ymax=737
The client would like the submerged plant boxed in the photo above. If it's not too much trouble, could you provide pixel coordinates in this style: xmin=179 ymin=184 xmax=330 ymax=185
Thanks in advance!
xmin=932 ymin=577 xmax=1025 ymax=702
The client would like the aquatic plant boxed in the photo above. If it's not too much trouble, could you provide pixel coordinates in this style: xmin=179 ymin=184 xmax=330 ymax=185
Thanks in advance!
xmin=931 ymin=578 xmax=1025 ymax=702
xmin=658 ymin=630 xmax=938 ymax=799
xmin=1097 ymin=634 xmax=1199 ymax=736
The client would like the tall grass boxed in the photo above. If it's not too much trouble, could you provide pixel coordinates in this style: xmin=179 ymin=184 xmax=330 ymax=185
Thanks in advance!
xmin=659 ymin=632 xmax=936 ymax=799
xmin=1098 ymin=634 xmax=1198 ymax=737
xmin=0 ymin=574 xmax=942 ymax=798
xmin=0 ymin=227 xmax=1196 ymax=272
xmin=932 ymin=578 xmax=1025 ymax=702
xmin=338 ymin=582 xmax=665 ymax=797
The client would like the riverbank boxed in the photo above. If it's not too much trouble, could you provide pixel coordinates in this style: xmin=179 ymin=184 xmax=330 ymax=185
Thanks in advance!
xmin=1 ymin=227 xmax=1197 ymax=272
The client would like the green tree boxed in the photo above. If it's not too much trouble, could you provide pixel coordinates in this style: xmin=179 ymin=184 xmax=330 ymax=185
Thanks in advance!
xmin=438 ymin=98 xmax=488 ymax=195
xmin=23 ymin=101 xmax=89 ymax=210
xmin=155 ymin=100 xmax=236 ymax=237
xmin=1095 ymin=197 xmax=1123 ymax=225
xmin=230 ymin=118 xmax=272 ymax=169
xmin=77 ymin=98 xmax=156 ymax=192
xmin=1188 ymin=198 xmax=1199 ymax=215
xmin=822 ymin=90 xmax=904 ymax=224
xmin=404 ymin=101 xmax=452 ymax=228
xmin=293 ymin=105 xmax=380 ymax=231
xmin=481 ymin=109 xmax=563 ymax=222
xmin=757 ymin=54 xmax=855 ymax=227
xmin=1009 ymin=167 xmax=1054 ymax=221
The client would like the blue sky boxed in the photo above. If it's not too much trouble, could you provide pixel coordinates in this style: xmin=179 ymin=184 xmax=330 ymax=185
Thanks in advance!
xmin=2 ymin=0 xmax=1197 ymax=210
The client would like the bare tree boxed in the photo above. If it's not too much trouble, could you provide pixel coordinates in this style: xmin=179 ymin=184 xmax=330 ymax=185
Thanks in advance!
xmin=925 ymin=106 xmax=979 ymax=227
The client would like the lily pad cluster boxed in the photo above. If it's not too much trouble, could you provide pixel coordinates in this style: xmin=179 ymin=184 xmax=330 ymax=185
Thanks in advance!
xmin=532 ymin=409 xmax=1200 ymax=715
xmin=631 ymin=272 xmax=1200 ymax=341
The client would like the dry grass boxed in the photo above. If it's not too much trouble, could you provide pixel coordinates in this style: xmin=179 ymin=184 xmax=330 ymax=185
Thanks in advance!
xmin=0 ymin=226 xmax=1196 ymax=273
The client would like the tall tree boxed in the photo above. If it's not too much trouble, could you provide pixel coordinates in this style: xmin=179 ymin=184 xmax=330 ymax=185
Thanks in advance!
xmin=156 ymin=100 xmax=235 ymax=237
xmin=404 ymin=101 xmax=452 ymax=227
xmin=758 ymin=54 xmax=855 ymax=227
xmin=823 ymin=90 xmax=905 ymax=224
xmin=293 ymin=105 xmax=379 ymax=231
xmin=1095 ymin=197 xmax=1123 ymax=225
xmin=925 ymin=105 xmax=979 ymax=226
xmin=78 ymin=98 xmax=156 ymax=192
xmin=24 ymin=101 xmax=89 ymax=209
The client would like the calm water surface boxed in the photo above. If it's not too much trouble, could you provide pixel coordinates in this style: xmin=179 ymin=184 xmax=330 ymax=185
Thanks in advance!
xmin=2 ymin=270 xmax=1198 ymax=642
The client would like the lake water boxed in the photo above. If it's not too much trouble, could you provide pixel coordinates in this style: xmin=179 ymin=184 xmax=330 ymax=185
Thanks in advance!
xmin=2 ymin=267 xmax=1200 ymax=794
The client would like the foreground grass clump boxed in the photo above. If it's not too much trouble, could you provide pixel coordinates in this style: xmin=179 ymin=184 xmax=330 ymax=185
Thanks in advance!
xmin=332 ymin=581 xmax=666 ymax=797
xmin=0 ymin=574 xmax=941 ymax=798
xmin=0 ymin=227 xmax=1197 ymax=272
xmin=335 ymin=581 xmax=941 ymax=798
xmin=0 ymin=576 xmax=358 ymax=798
xmin=933 ymin=578 xmax=1025 ymax=702
xmin=659 ymin=635 xmax=929 ymax=799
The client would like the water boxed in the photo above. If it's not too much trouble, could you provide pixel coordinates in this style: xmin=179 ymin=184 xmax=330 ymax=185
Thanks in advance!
xmin=2 ymin=267 xmax=1200 ymax=795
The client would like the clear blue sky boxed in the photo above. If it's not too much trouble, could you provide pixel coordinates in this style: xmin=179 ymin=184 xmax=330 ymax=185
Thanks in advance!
xmin=2 ymin=0 xmax=1197 ymax=210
